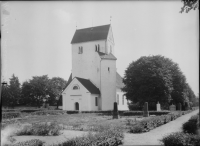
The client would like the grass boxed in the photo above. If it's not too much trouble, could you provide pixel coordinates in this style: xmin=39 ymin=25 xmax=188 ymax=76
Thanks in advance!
xmin=2 ymin=112 xmax=143 ymax=133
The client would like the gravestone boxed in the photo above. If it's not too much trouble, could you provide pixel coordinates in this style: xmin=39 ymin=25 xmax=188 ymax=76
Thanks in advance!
xmin=143 ymin=102 xmax=149 ymax=117
xmin=178 ymin=103 xmax=182 ymax=111
xmin=113 ymin=102 xmax=119 ymax=119
xmin=156 ymin=102 xmax=161 ymax=111
xmin=169 ymin=104 xmax=176 ymax=111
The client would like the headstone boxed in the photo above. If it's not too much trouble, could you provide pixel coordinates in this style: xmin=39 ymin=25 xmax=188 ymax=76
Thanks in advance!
xmin=156 ymin=102 xmax=161 ymax=111
xmin=143 ymin=102 xmax=149 ymax=117
xmin=113 ymin=102 xmax=119 ymax=119
xmin=178 ymin=103 xmax=182 ymax=111
xmin=169 ymin=104 xmax=176 ymax=111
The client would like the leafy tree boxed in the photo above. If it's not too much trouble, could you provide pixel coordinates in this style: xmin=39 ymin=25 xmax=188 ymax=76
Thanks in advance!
xmin=122 ymin=55 xmax=175 ymax=109
xmin=180 ymin=0 xmax=199 ymax=13
xmin=122 ymin=55 xmax=194 ymax=110
xmin=21 ymin=75 xmax=50 ymax=107
xmin=21 ymin=75 xmax=67 ymax=107
xmin=48 ymin=77 xmax=67 ymax=106
xmin=1 ymin=74 xmax=21 ymax=107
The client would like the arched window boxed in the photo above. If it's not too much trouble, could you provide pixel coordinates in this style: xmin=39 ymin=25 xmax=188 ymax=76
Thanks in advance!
xmin=73 ymin=85 xmax=79 ymax=90
xmin=95 ymin=45 xmax=97 ymax=51
xmin=95 ymin=97 xmax=98 ymax=106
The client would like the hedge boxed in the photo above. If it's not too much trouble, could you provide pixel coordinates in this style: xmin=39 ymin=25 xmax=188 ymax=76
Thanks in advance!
xmin=3 ymin=139 xmax=44 ymax=146
xmin=57 ymin=127 xmax=124 ymax=146
xmin=2 ymin=112 xmax=21 ymax=119
xmin=123 ymin=111 xmax=170 ymax=116
xmin=161 ymin=132 xmax=200 ymax=146
xmin=182 ymin=114 xmax=199 ymax=134
xmin=129 ymin=112 xmax=183 ymax=133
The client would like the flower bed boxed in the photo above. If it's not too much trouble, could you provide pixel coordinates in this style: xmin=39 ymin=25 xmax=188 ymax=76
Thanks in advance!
xmin=57 ymin=126 xmax=124 ymax=146
xmin=128 ymin=110 xmax=195 ymax=133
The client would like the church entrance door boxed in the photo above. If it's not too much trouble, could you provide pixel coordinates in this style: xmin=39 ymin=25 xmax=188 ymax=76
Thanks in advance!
xmin=75 ymin=102 xmax=79 ymax=110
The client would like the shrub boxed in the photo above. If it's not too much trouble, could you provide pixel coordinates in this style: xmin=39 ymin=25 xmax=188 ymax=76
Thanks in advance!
xmin=161 ymin=132 xmax=200 ymax=146
xmin=182 ymin=115 xmax=199 ymax=134
xmin=58 ymin=127 xmax=124 ymax=146
xmin=20 ymin=109 xmax=41 ymax=113
xmin=4 ymin=139 xmax=44 ymax=146
xmin=16 ymin=122 xmax=62 ymax=136
xmin=123 ymin=111 xmax=170 ymax=116
xmin=2 ymin=112 xmax=21 ymax=119
xmin=31 ymin=110 xmax=67 ymax=116
xmin=66 ymin=111 xmax=80 ymax=114
xmin=161 ymin=132 xmax=191 ymax=146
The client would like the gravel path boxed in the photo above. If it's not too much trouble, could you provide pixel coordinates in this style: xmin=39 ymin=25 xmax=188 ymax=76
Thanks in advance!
xmin=122 ymin=109 xmax=199 ymax=146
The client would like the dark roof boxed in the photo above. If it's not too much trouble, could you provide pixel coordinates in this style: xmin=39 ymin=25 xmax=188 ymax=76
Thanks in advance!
xmin=116 ymin=72 xmax=124 ymax=89
xmin=98 ymin=52 xmax=117 ymax=60
xmin=76 ymin=77 xmax=100 ymax=94
xmin=71 ymin=24 xmax=110 ymax=44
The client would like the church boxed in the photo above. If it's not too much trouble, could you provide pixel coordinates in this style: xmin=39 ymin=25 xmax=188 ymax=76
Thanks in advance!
xmin=62 ymin=24 xmax=129 ymax=111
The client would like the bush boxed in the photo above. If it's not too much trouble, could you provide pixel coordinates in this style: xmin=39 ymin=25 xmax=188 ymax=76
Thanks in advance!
xmin=4 ymin=139 xmax=44 ymax=146
xmin=161 ymin=132 xmax=200 ymax=146
xmin=16 ymin=122 xmax=62 ymax=136
xmin=128 ymin=113 xmax=182 ymax=133
xmin=31 ymin=110 xmax=67 ymax=116
xmin=182 ymin=115 xmax=199 ymax=134
xmin=21 ymin=109 xmax=41 ymax=113
xmin=58 ymin=127 xmax=124 ymax=146
xmin=123 ymin=111 xmax=170 ymax=116
xmin=2 ymin=112 xmax=21 ymax=119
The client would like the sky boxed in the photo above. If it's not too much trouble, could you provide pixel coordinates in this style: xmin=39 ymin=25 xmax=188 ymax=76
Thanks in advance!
xmin=1 ymin=1 xmax=199 ymax=95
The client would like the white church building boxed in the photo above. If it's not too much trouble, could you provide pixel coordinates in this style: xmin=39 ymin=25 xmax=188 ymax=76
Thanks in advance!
xmin=62 ymin=24 xmax=129 ymax=111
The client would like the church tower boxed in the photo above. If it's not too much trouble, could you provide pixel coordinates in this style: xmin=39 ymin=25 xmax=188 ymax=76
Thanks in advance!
xmin=62 ymin=24 xmax=128 ymax=111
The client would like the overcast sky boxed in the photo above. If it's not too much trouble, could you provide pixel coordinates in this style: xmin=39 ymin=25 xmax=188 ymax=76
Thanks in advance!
xmin=1 ymin=1 xmax=199 ymax=95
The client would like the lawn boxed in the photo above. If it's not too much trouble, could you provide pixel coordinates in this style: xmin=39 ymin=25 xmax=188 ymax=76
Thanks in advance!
xmin=2 ymin=112 xmax=144 ymax=133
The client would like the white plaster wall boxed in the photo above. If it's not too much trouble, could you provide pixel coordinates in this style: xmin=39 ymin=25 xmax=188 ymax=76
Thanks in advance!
xmin=106 ymin=27 xmax=115 ymax=55
xmin=116 ymin=88 xmax=129 ymax=110
xmin=100 ymin=60 xmax=116 ymax=110
xmin=72 ymin=40 xmax=107 ymax=89
xmin=90 ymin=94 xmax=99 ymax=111
xmin=62 ymin=78 xmax=91 ymax=111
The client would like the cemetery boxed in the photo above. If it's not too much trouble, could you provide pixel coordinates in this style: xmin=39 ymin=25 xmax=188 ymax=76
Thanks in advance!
xmin=1 ymin=102 xmax=199 ymax=146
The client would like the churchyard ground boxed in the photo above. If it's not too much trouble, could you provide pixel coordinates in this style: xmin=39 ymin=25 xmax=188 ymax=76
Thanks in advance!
xmin=1 ymin=108 xmax=199 ymax=145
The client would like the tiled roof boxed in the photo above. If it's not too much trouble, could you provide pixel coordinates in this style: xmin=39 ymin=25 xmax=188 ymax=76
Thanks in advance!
xmin=71 ymin=24 xmax=110 ymax=44
xmin=98 ymin=52 xmax=117 ymax=60
xmin=116 ymin=72 xmax=124 ymax=89
xmin=76 ymin=77 xmax=100 ymax=94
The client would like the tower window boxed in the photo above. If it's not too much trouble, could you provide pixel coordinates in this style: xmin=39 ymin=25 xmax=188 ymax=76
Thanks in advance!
xmin=108 ymin=67 xmax=110 ymax=72
xmin=98 ymin=44 xmax=100 ymax=52
xmin=95 ymin=97 xmax=98 ymax=106
xmin=95 ymin=45 xmax=97 ymax=51
xmin=78 ymin=46 xmax=83 ymax=54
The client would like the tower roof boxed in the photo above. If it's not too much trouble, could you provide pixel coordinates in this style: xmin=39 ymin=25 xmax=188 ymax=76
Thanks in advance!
xmin=98 ymin=52 xmax=117 ymax=60
xmin=71 ymin=24 xmax=110 ymax=44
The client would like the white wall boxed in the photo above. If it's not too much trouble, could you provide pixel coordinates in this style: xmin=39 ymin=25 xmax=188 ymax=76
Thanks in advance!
xmin=62 ymin=78 xmax=91 ymax=111
xmin=116 ymin=88 xmax=129 ymax=110
xmin=106 ymin=26 xmax=115 ymax=55
xmin=90 ymin=94 xmax=99 ymax=111
xmin=72 ymin=40 xmax=106 ymax=89
xmin=100 ymin=59 xmax=116 ymax=110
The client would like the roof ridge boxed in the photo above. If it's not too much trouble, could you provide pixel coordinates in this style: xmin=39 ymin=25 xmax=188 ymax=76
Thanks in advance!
xmin=76 ymin=24 xmax=110 ymax=31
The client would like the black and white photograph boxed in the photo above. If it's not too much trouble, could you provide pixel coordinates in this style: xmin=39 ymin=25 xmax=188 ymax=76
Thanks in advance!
xmin=1 ymin=1 xmax=199 ymax=146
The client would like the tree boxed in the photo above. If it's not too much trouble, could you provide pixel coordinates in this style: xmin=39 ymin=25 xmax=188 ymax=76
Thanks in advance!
xmin=21 ymin=75 xmax=50 ymax=107
xmin=48 ymin=77 xmax=67 ymax=106
xmin=1 ymin=74 xmax=21 ymax=107
xmin=180 ymin=0 xmax=199 ymax=13
xmin=122 ymin=55 xmax=190 ymax=110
